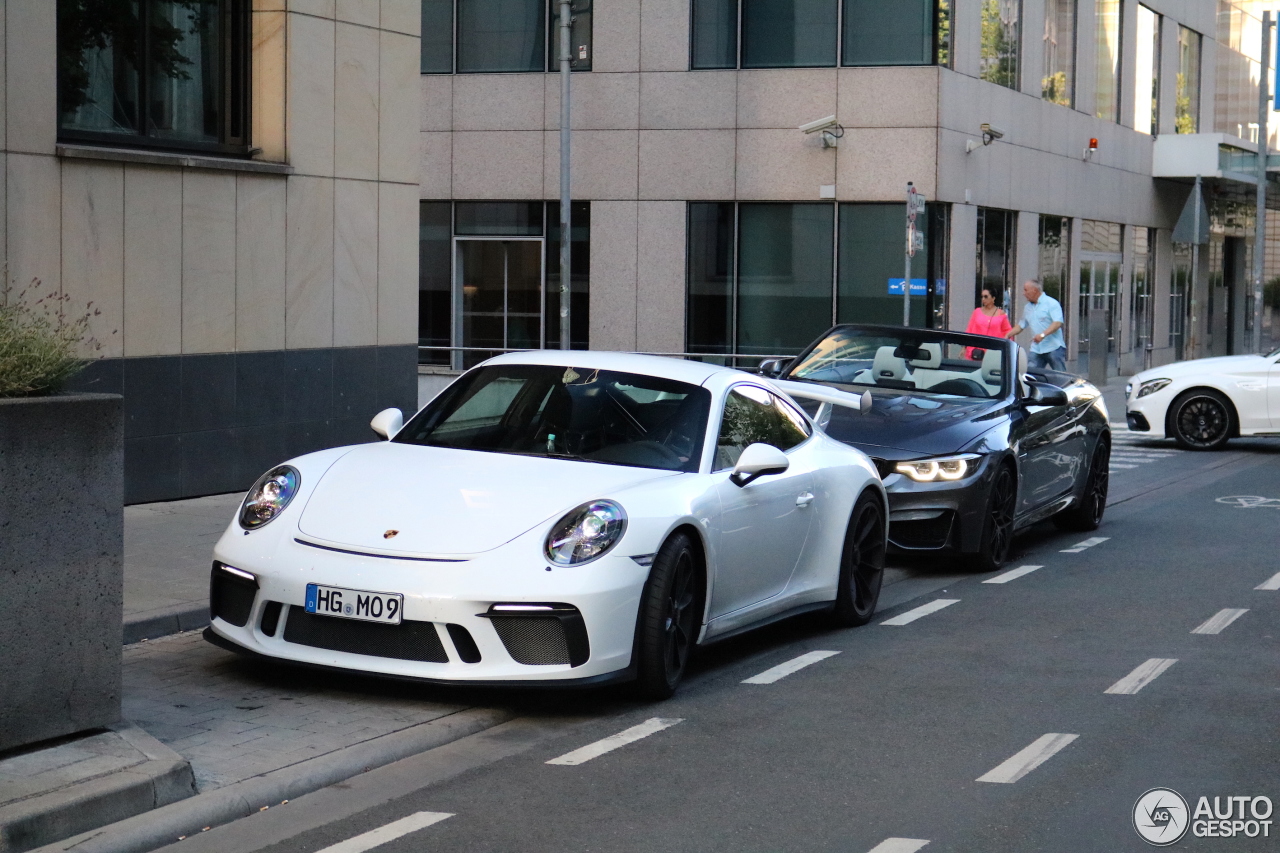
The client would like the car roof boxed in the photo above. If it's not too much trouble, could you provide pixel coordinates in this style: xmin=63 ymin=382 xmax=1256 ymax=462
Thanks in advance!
xmin=482 ymin=349 xmax=746 ymax=388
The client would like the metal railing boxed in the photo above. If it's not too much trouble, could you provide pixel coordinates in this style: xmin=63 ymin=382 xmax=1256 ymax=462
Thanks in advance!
xmin=416 ymin=345 xmax=797 ymax=371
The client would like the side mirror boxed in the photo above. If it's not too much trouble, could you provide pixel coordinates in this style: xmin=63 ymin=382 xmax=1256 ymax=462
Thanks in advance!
xmin=730 ymin=443 xmax=790 ymax=487
xmin=757 ymin=358 xmax=788 ymax=378
xmin=1024 ymin=382 xmax=1068 ymax=407
xmin=370 ymin=407 xmax=404 ymax=440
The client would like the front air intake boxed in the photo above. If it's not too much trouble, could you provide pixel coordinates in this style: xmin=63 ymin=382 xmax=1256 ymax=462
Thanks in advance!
xmin=210 ymin=563 xmax=257 ymax=627
xmin=282 ymin=609 xmax=449 ymax=663
xmin=486 ymin=604 xmax=590 ymax=667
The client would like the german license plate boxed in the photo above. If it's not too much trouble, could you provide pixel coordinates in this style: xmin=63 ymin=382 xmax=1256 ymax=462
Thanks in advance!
xmin=305 ymin=583 xmax=403 ymax=625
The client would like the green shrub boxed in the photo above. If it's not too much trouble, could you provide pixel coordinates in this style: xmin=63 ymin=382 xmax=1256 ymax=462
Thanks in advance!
xmin=0 ymin=281 xmax=105 ymax=398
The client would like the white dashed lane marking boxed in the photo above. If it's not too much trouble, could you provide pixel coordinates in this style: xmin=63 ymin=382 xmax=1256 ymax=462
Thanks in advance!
xmin=976 ymin=733 xmax=1079 ymax=784
xmin=1109 ymin=432 xmax=1181 ymax=472
xmin=1105 ymin=659 xmax=1178 ymax=694
xmin=546 ymin=718 xmax=683 ymax=766
xmin=867 ymin=839 xmax=930 ymax=853
xmin=743 ymin=650 xmax=840 ymax=684
xmin=313 ymin=812 xmax=453 ymax=853
xmin=1192 ymin=609 xmax=1249 ymax=635
xmin=1061 ymin=536 xmax=1109 ymax=553
xmin=880 ymin=599 xmax=960 ymax=626
xmin=1256 ymin=572 xmax=1280 ymax=591
xmin=983 ymin=565 xmax=1043 ymax=584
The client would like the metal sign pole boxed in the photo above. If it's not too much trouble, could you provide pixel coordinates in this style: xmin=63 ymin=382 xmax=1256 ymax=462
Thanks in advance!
xmin=558 ymin=0 xmax=572 ymax=352
xmin=1253 ymin=11 xmax=1272 ymax=353
xmin=904 ymin=183 xmax=916 ymax=327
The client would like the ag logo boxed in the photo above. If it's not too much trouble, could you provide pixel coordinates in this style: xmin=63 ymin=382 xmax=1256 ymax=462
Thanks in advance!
xmin=1134 ymin=788 xmax=1189 ymax=845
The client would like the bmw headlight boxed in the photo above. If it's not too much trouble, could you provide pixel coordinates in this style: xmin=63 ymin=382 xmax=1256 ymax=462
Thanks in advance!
xmin=239 ymin=466 xmax=300 ymax=530
xmin=894 ymin=454 xmax=981 ymax=483
xmin=545 ymin=500 xmax=627 ymax=566
xmin=1137 ymin=378 xmax=1171 ymax=398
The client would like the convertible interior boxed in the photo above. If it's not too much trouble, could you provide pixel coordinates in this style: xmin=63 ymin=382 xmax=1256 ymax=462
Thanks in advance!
xmin=792 ymin=342 xmax=1008 ymax=399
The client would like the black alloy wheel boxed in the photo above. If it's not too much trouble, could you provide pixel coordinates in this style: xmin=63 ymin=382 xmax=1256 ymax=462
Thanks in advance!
xmin=968 ymin=464 xmax=1016 ymax=572
xmin=1170 ymin=390 xmax=1233 ymax=450
xmin=833 ymin=491 xmax=888 ymax=627
xmin=1053 ymin=436 xmax=1110 ymax=531
xmin=634 ymin=532 xmax=702 ymax=700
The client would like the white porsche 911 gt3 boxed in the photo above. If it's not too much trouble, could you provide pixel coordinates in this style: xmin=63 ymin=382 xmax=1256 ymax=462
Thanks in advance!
xmin=205 ymin=350 xmax=886 ymax=698
xmin=1125 ymin=346 xmax=1280 ymax=449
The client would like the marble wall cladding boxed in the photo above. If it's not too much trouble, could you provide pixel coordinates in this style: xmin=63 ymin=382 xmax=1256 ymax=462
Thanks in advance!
xmin=419 ymin=133 xmax=453 ymax=198
xmin=947 ymin=203 xmax=979 ymax=331
xmin=378 ymin=182 xmax=419 ymax=346
xmin=287 ymin=12 xmax=337 ymax=176
xmin=545 ymin=72 xmax=641 ymax=130
xmin=592 ymin=0 xmax=641 ymax=73
xmin=286 ymin=176 xmax=336 ymax=350
xmin=639 ymin=72 xmax=738 ymax=130
xmin=544 ymin=130 xmax=639 ymax=200
xmin=453 ymin=131 xmax=544 ymax=199
xmin=837 ymin=67 xmax=939 ymax=129
xmin=335 ymin=22 xmax=381 ymax=180
xmin=7 ymin=154 xmax=61 ymax=295
xmin=334 ymin=179 xmax=380 ymax=346
xmin=639 ymin=0 xmax=690 ymax=72
xmin=638 ymin=130 xmax=736 ymax=200
xmin=123 ymin=166 xmax=183 ymax=357
xmin=5 ymin=0 xmax=53 ymax=154
xmin=736 ymin=69 xmax=839 ymax=130
xmin=635 ymin=200 xmax=686 ymax=354
xmin=236 ymin=175 xmax=288 ymax=351
xmin=453 ymin=75 xmax=546 ymax=131
xmin=379 ymin=29 xmax=420 ymax=183
xmin=380 ymin=0 xmax=421 ymax=36
xmin=182 ymin=172 xmax=238 ymax=354
xmin=589 ymin=201 xmax=639 ymax=352
xmin=61 ymin=162 xmax=125 ymax=359
xmin=421 ymin=75 xmax=454 ymax=131
xmin=335 ymin=0 xmax=379 ymax=26
xmin=252 ymin=10 xmax=288 ymax=162
xmin=288 ymin=0 xmax=335 ymax=16
xmin=735 ymin=129 xmax=836 ymax=200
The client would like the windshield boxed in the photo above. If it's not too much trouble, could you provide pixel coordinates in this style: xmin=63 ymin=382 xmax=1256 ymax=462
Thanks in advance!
xmin=788 ymin=328 xmax=1008 ymax=399
xmin=394 ymin=365 xmax=711 ymax=472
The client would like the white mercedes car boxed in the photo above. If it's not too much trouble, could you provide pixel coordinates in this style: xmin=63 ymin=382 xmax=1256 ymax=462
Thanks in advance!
xmin=205 ymin=350 xmax=886 ymax=698
xmin=1125 ymin=346 xmax=1280 ymax=449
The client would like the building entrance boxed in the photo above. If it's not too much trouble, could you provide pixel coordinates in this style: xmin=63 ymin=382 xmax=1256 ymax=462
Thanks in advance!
xmin=1078 ymin=253 xmax=1122 ymax=375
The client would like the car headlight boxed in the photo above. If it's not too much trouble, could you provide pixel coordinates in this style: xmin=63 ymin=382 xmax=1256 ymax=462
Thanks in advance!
xmin=1137 ymin=378 xmax=1171 ymax=398
xmin=239 ymin=465 xmax=301 ymax=530
xmin=894 ymin=454 xmax=980 ymax=483
xmin=545 ymin=500 xmax=627 ymax=566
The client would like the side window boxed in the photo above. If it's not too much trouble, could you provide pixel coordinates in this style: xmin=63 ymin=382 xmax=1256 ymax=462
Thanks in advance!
xmin=715 ymin=386 xmax=810 ymax=471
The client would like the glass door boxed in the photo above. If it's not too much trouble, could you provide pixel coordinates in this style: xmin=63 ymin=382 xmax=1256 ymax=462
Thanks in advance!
xmin=454 ymin=238 xmax=545 ymax=369
xmin=1079 ymin=253 xmax=1121 ymax=372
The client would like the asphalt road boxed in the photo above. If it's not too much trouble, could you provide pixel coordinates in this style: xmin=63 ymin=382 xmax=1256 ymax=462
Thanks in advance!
xmin=160 ymin=434 xmax=1280 ymax=853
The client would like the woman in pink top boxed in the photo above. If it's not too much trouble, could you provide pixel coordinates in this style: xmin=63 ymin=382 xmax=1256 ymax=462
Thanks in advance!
xmin=965 ymin=288 xmax=1012 ymax=359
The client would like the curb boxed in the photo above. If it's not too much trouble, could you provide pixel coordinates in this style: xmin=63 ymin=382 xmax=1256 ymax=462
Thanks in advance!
xmin=30 ymin=707 xmax=517 ymax=853
xmin=1 ymin=726 xmax=194 ymax=853
xmin=123 ymin=606 xmax=208 ymax=646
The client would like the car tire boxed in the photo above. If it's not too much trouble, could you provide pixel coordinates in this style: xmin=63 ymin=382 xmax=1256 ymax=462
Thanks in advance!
xmin=633 ymin=531 xmax=703 ymax=700
xmin=1053 ymin=435 xmax=1110 ymax=532
xmin=966 ymin=464 xmax=1016 ymax=572
xmin=833 ymin=490 xmax=887 ymax=627
xmin=1168 ymin=389 xmax=1234 ymax=450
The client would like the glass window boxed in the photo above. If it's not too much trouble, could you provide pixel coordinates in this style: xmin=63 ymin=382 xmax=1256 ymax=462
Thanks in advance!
xmin=936 ymin=0 xmax=953 ymax=67
xmin=838 ymin=203 xmax=933 ymax=326
xmin=397 ymin=365 xmax=711 ymax=472
xmin=742 ymin=0 xmax=838 ymax=68
xmin=1170 ymin=242 xmax=1191 ymax=357
xmin=1177 ymin=25 xmax=1201 ymax=133
xmin=688 ymin=203 xmax=736 ymax=355
xmin=715 ymin=386 xmax=809 ymax=470
xmin=57 ymin=0 xmax=250 ymax=154
xmin=737 ymin=204 xmax=834 ymax=355
xmin=455 ymin=201 xmax=545 ymax=236
xmin=420 ymin=203 xmax=453 ymax=366
xmin=976 ymin=208 xmax=1017 ymax=311
xmin=1133 ymin=5 xmax=1160 ymax=134
xmin=1132 ymin=226 xmax=1155 ymax=356
xmin=843 ymin=0 xmax=934 ymax=66
xmin=1042 ymin=0 xmax=1076 ymax=106
xmin=1038 ymin=215 xmax=1070 ymax=311
xmin=692 ymin=0 xmax=738 ymax=69
xmin=1094 ymin=0 xmax=1122 ymax=122
xmin=422 ymin=0 xmax=454 ymax=73
xmin=980 ymin=0 xmax=1022 ymax=89
xmin=457 ymin=0 xmax=545 ymax=72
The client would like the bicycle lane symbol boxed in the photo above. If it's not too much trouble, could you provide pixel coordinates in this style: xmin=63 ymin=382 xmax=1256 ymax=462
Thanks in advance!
xmin=1216 ymin=496 xmax=1280 ymax=509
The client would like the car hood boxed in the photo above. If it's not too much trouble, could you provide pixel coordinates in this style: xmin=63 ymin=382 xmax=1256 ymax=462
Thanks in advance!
xmin=297 ymin=442 xmax=679 ymax=557
xmin=1133 ymin=354 xmax=1271 ymax=384
xmin=818 ymin=387 xmax=1008 ymax=457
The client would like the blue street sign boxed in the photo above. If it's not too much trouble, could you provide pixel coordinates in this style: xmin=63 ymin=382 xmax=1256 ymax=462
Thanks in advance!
xmin=888 ymin=278 xmax=946 ymax=296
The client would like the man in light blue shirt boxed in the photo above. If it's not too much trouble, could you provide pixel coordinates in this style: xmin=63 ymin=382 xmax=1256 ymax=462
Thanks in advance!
xmin=1007 ymin=279 xmax=1066 ymax=371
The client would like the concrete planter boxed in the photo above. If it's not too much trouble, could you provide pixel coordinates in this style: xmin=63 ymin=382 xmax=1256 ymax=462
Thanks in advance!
xmin=0 ymin=393 xmax=123 ymax=752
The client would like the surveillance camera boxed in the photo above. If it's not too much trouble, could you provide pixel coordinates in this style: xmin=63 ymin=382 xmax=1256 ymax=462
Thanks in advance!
xmin=799 ymin=115 xmax=840 ymax=135
xmin=980 ymin=123 xmax=1005 ymax=140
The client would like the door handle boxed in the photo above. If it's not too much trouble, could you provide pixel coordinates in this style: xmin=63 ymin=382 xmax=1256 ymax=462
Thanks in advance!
xmin=796 ymin=492 xmax=815 ymax=508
